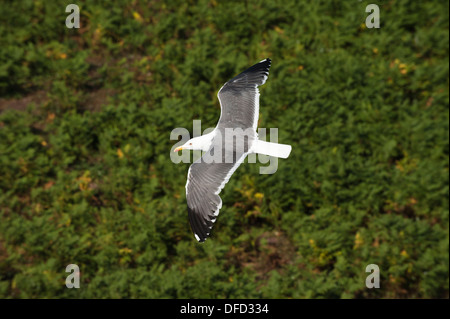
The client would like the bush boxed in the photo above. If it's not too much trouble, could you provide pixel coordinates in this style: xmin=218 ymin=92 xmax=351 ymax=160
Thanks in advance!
xmin=0 ymin=0 xmax=448 ymax=298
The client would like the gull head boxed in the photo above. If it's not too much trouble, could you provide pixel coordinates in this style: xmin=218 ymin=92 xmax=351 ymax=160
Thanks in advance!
xmin=174 ymin=133 xmax=214 ymax=153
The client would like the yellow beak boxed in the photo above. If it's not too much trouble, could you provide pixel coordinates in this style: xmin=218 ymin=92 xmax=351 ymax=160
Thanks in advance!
xmin=174 ymin=146 xmax=183 ymax=152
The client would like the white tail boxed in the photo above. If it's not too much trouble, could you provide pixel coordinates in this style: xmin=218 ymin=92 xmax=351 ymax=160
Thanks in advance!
xmin=251 ymin=140 xmax=292 ymax=158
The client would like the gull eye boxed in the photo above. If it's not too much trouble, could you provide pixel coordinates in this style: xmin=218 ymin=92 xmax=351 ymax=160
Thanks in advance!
xmin=189 ymin=143 xmax=192 ymax=145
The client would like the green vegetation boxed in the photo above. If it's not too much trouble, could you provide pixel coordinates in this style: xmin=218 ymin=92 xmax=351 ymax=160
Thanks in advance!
xmin=0 ymin=0 xmax=448 ymax=298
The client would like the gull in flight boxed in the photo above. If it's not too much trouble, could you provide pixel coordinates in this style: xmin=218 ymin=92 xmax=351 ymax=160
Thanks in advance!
xmin=174 ymin=58 xmax=292 ymax=242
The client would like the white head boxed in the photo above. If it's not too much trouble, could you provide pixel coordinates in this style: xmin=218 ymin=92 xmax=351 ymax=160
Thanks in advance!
xmin=174 ymin=132 xmax=214 ymax=153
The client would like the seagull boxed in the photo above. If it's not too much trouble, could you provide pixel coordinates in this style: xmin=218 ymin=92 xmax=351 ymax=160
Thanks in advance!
xmin=174 ymin=58 xmax=292 ymax=242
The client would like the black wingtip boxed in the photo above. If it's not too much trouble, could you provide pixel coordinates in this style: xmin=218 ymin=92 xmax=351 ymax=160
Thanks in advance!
xmin=257 ymin=58 xmax=271 ymax=68
xmin=187 ymin=205 xmax=212 ymax=243
xmin=225 ymin=58 xmax=272 ymax=87
xmin=253 ymin=58 xmax=271 ymax=74
xmin=194 ymin=233 xmax=206 ymax=243
xmin=245 ymin=58 xmax=272 ymax=72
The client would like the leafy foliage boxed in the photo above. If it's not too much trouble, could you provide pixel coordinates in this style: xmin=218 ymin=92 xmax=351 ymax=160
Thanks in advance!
xmin=0 ymin=0 xmax=448 ymax=298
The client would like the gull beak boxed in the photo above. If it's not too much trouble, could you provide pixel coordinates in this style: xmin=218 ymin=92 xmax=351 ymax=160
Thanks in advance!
xmin=174 ymin=146 xmax=183 ymax=152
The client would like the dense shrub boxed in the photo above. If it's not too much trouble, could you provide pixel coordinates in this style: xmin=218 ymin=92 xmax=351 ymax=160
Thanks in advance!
xmin=0 ymin=0 xmax=448 ymax=298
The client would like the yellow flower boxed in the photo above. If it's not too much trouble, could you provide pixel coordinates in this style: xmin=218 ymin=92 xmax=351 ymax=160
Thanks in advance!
xmin=354 ymin=232 xmax=364 ymax=249
xmin=274 ymin=26 xmax=284 ymax=34
xmin=117 ymin=148 xmax=124 ymax=159
xmin=254 ymin=192 xmax=264 ymax=200
xmin=119 ymin=247 xmax=133 ymax=255
xmin=398 ymin=62 xmax=408 ymax=74
xmin=133 ymin=11 xmax=143 ymax=23
xmin=78 ymin=171 xmax=92 ymax=191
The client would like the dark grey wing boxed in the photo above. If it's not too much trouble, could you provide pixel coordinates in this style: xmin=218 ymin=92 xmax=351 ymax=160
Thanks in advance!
xmin=186 ymin=145 xmax=247 ymax=242
xmin=217 ymin=58 xmax=271 ymax=131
